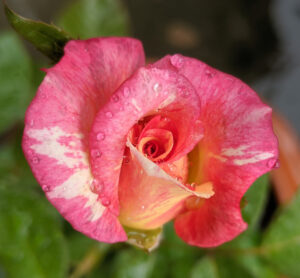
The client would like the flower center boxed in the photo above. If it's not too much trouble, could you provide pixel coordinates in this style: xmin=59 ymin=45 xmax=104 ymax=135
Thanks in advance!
xmin=128 ymin=115 xmax=176 ymax=163
xmin=143 ymin=140 xmax=159 ymax=157
xmin=137 ymin=130 xmax=174 ymax=162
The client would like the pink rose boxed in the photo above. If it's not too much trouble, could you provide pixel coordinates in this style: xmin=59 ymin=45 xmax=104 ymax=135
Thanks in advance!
xmin=22 ymin=37 xmax=278 ymax=247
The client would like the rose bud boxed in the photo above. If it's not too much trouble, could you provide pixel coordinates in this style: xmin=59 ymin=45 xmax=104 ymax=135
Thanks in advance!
xmin=22 ymin=38 xmax=278 ymax=249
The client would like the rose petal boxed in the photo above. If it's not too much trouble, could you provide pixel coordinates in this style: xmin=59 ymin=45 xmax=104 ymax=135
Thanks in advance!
xmin=22 ymin=37 xmax=145 ymax=243
xmin=137 ymin=115 xmax=178 ymax=161
xmin=118 ymin=141 xmax=213 ymax=230
xmin=89 ymin=65 xmax=203 ymax=224
xmin=137 ymin=128 xmax=174 ymax=161
xmin=155 ymin=55 xmax=278 ymax=247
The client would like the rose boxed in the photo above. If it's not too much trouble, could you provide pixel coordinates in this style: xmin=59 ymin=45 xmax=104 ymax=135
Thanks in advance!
xmin=22 ymin=37 xmax=278 ymax=248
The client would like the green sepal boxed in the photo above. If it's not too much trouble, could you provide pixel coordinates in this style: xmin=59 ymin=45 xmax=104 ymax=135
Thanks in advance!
xmin=4 ymin=2 xmax=72 ymax=62
xmin=124 ymin=226 xmax=162 ymax=252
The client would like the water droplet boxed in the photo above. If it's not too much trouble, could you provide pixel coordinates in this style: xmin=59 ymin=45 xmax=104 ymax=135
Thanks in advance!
xmin=112 ymin=95 xmax=119 ymax=102
xmin=105 ymin=111 xmax=113 ymax=118
xmin=29 ymin=120 xmax=34 ymax=127
xmin=123 ymin=156 xmax=130 ymax=164
xmin=123 ymin=87 xmax=130 ymax=97
xmin=170 ymin=54 xmax=184 ymax=67
xmin=42 ymin=185 xmax=50 ymax=192
xmin=96 ymin=132 xmax=105 ymax=141
xmin=31 ymin=156 xmax=39 ymax=164
xmin=267 ymin=158 xmax=279 ymax=169
xmin=90 ymin=179 xmax=103 ymax=193
xmin=91 ymin=149 xmax=102 ymax=158
xmin=182 ymin=91 xmax=189 ymax=98
xmin=169 ymin=164 xmax=176 ymax=172
xmin=41 ymin=93 xmax=47 ymax=99
xmin=190 ymin=182 xmax=196 ymax=188
xmin=205 ymin=69 xmax=215 ymax=78
xmin=153 ymin=83 xmax=162 ymax=93
xmin=101 ymin=197 xmax=110 ymax=206
xmin=141 ymin=205 xmax=145 ymax=210
xmin=176 ymin=177 xmax=183 ymax=183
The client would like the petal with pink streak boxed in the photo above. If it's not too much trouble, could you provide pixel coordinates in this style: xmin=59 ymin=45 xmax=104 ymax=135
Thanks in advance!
xmin=118 ymin=141 xmax=213 ymax=230
xmin=89 ymin=66 xmax=203 ymax=223
xmin=22 ymin=37 xmax=145 ymax=243
xmin=155 ymin=55 xmax=278 ymax=247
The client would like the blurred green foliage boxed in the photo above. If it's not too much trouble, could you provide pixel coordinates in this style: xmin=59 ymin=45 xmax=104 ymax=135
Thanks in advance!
xmin=57 ymin=0 xmax=130 ymax=39
xmin=0 ymin=32 xmax=33 ymax=134
xmin=262 ymin=191 xmax=300 ymax=278
xmin=1 ymin=0 xmax=299 ymax=277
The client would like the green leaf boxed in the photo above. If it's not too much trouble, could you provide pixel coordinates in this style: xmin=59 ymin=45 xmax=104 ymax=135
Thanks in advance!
xmin=57 ymin=0 xmax=130 ymax=39
xmin=242 ymin=174 xmax=270 ymax=230
xmin=0 ymin=182 xmax=69 ymax=278
xmin=111 ymin=249 xmax=156 ymax=278
xmin=190 ymin=257 xmax=218 ymax=278
xmin=235 ymin=254 xmax=278 ymax=278
xmin=214 ymin=256 xmax=254 ymax=278
xmin=4 ymin=3 xmax=72 ymax=62
xmin=0 ymin=31 xmax=33 ymax=134
xmin=261 ymin=189 xmax=300 ymax=278
xmin=67 ymin=232 xmax=97 ymax=265
xmin=124 ymin=226 xmax=162 ymax=252
xmin=190 ymin=256 xmax=255 ymax=278
xmin=153 ymin=223 xmax=204 ymax=278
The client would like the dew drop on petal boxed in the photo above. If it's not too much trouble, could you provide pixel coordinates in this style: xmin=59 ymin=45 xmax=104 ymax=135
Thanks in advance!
xmin=141 ymin=205 xmax=145 ymax=210
xmin=29 ymin=120 xmax=34 ymax=127
xmin=31 ymin=156 xmax=40 ymax=164
xmin=169 ymin=164 xmax=177 ymax=172
xmin=267 ymin=158 xmax=276 ymax=168
xmin=205 ymin=69 xmax=215 ymax=78
xmin=42 ymin=185 xmax=50 ymax=192
xmin=123 ymin=156 xmax=130 ymax=164
xmin=170 ymin=54 xmax=184 ymax=68
xmin=91 ymin=149 xmax=102 ymax=158
xmin=90 ymin=179 xmax=103 ymax=194
xmin=96 ymin=132 xmax=105 ymax=141
xmin=112 ymin=95 xmax=119 ymax=102
xmin=101 ymin=197 xmax=110 ymax=206
xmin=105 ymin=111 xmax=113 ymax=118
xmin=153 ymin=83 xmax=162 ymax=93
xmin=182 ymin=91 xmax=189 ymax=98
xmin=176 ymin=177 xmax=183 ymax=183
xmin=267 ymin=158 xmax=280 ymax=169
xmin=123 ymin=87 xmax=130 ymax=97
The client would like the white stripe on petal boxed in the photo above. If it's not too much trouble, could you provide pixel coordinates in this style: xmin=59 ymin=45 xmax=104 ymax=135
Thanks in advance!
xmin=27 ymin=127 xmax=87 ymax=168
xmin=233 ymin=152 xmax=274 ymax=166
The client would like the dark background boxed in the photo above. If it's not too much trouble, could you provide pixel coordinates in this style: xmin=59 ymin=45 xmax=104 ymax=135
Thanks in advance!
xmin=0 ymin=0 xmax=300 ymax=135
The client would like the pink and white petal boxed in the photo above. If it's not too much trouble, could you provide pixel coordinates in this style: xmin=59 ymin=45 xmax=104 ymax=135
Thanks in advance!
xmin=118 ymin=141 xmax=213 ymax=230
xmin=155 ymin=55 xmax=278 ymax=247
xmin=89 ymin=66 xmax=203 ymax=219
xmin=22 ymin=37 xmax=144 ymax=243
